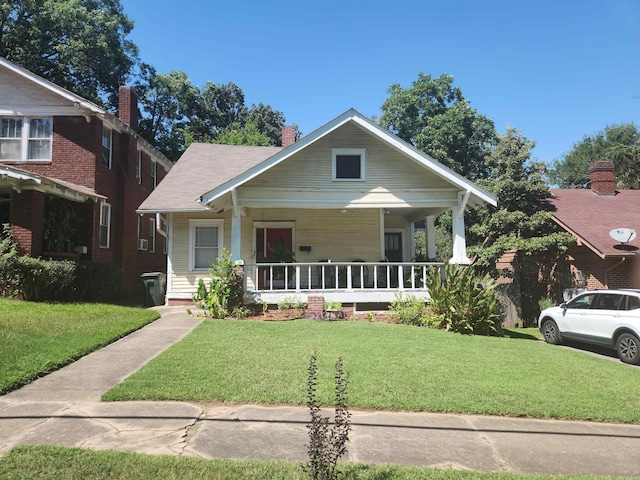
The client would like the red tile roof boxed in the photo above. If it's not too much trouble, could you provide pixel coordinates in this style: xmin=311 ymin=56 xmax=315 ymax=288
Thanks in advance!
xmin=549 ymin=189 xmax=640 ymax=258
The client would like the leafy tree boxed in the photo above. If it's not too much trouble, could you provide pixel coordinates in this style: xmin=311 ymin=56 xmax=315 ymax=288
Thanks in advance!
xmin=469 ymin=127 xmax=573 ymax=272
xmin=134 ymin=66 xmax=199 ymax=161
xmin=214 ymin=121 xmax=272 ymax=146
xmin=0 ymin=0 xmax=138 ymax=109
xmin=245 ymin=103 xmax=286 ymax=145
xmin=550 ymin=123 xmax=640 ymax=189
xmin=380 ymin=73 xmax=496 ymax=180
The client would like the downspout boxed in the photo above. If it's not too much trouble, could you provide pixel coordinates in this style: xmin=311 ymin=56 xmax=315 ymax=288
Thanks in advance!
xmin=604 ymin=257 xmax=626 ymax=288
xmin=155 ymin=213 xmax=167 ymax=237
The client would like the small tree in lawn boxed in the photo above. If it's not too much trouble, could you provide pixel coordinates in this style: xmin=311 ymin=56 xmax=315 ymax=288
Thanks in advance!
xmin=192 ymin=248 xmax=243 ymax=318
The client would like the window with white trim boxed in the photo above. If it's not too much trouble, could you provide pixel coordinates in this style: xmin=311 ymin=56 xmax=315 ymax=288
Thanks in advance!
xmin=102 ymin=127 xmax=112 ymax=169
xmin=149 ymin=217 xmax=156 ymax=253
xmin=99 ymin=203 xmax=111 ymax=248
xmin=136 ymin=150 xmax=142 ymax=183
xmin=150 ymin=160 xmax=156 ymax=190
xmin=189 ymin=219 xmax=224 ymax=271
xmin=0 ymin=117 xmax=52 ymax=161
xmin=332 ymin=148 xmax=365 ymax=181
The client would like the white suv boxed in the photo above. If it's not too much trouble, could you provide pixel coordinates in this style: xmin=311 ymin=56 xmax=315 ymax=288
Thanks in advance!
xmin=538 ymin=289 xmax=640 ymax=365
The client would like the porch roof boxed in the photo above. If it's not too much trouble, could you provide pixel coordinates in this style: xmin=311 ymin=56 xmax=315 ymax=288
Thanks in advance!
xmin=0 ymin=165 xmax=106 ymax=203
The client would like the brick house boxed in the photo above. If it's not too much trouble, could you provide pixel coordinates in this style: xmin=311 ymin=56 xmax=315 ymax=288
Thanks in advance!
xmin=0 ymin=57 xmax=172 ymax=294
xmin=549 ymin=161 xmax=640 ymax=292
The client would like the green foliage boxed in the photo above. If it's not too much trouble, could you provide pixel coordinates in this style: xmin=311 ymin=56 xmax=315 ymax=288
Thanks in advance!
xmin=426 ymin=265 xmax=502 ymax=336
xmin=214 ymin=121 xmax=272 ymax=146
xmin=380 ymin=72 xmax=496 ymax=181
xmin=0 ymin=256 xmax=121 ymax=302
xmin=0 ymin=224 xmax=17 ymax=258
xmin=303 ymin=353 xmax=351 ymax=480
xmin=390 ymin=293 xmax=428 ymax=326
xmin=278 ymin=297 xmax=308 ymax=311
xmin=550 ymin=122 xmax=640 ymax=189
xmin=469 ymin=127 xmax=574 ymax=272
xmin=0 ymin=0 xmax=138 ymax=109
xmin=192 ymin=249 xmax=243 ymax=318
xmin=323 ymin=301 xmax=342 ymax=311
xmin=43 ymin=196 xmax=83 ymax=253
xmin=538 ymin=298 xmax=554 ymax=311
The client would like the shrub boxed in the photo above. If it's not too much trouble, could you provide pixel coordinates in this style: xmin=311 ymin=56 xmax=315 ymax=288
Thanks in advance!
xmin=303 ymin=353 xmax=351 ymax=480
xmin=192 ymin=249 xmax=244 ymax=318
xmin=277 ymin=296 xmax=308 ymax=311
xmin=0 ymin=255 xmax=121 ymax=302
xmin=390 ymin=293 xmax=428 ymax=326
xmin=323 ymin=300 xmax=342 ymax=311
xmin=426 ymin=264 xmax=502 ymax=336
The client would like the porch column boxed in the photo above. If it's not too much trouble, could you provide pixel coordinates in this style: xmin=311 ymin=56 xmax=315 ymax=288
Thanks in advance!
xmin=450 ymin=209 xmax=471 ymax=265
xmin=231 ymin=189 xmax=242 ymax=262
xmin=379 ymin=208 xmax=385 ymax=261
xmin=425 ymin=215 xmax=436 ymax=260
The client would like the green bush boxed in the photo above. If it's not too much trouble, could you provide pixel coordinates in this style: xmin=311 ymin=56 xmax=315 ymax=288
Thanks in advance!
xmin=426 ymin=265 xmax=502 ymax=336
xmin=277 ymin=296 xmax=308 ymax=310
xmin=193 ymin=249 xmax=244 ymax=318
xmin=0 ymin=256 xmax=121 ymax=302
xmin=390 ymin=293 xmax=428 ymax=326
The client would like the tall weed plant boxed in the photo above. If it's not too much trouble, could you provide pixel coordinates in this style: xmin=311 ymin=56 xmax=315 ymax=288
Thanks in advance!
xmin=426 ymin=264 xmax=502 ymax=335
xmin=193 ymin=249 xmax=244 ymax=318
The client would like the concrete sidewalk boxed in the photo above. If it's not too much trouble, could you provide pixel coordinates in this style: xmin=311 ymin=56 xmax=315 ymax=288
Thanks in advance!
xmin=1 ymin=306 xmax=640 ymax=477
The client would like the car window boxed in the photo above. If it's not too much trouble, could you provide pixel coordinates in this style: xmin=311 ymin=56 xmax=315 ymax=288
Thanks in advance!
xmin=624 ymin=295 xmax=640 ymax=311
xmin=567 ymin=294 xmax=596 ymax=309
xmin=593 ymin=294 xmax=623 ymax=310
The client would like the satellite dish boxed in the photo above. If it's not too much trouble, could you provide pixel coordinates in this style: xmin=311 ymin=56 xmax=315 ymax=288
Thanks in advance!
xmin=609 ymin=228 xmax=637 ymax=244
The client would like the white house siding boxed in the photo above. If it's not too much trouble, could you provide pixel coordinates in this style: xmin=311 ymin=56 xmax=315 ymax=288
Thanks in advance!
xmin=243 ymin=122 xmax=453 ymax=191
xmin=0 ymin=70 xmax=71 ymax=110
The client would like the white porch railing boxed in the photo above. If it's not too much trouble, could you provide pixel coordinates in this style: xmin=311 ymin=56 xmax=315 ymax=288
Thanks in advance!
xmin=244 ymin=261 xmax=445 ymax=293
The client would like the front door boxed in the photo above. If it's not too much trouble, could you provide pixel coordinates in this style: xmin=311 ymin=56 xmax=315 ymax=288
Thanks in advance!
xmin=385 ymin=232 xmax=403 ymax=262
xmin=256 ymin=227 xmax=294 ymax=288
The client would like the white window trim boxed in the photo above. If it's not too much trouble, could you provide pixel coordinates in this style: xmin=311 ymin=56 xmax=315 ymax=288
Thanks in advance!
xmin=149 ymin=217 xmax=156 ymax=253
xmin=189 ymin=219 xmax=224 ymax=272
xmin=102 ymin=127 xmax=112 ymax=169
xmin=136 ymin=150 xmax=142 ymax=183
xmin=332 ymin=148 xmax=366 ymax=181
xmin=0 ymin=117 xmax=52 ymax=162
xmin=99 ymin=202 xmax=111 ymax=248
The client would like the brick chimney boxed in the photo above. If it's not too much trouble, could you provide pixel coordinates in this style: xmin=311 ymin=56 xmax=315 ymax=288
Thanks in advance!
xmin=589 ymin=161 xmax=615 ymax=195
xmin=118 ymin=86 xmax=138 ymax=131
xmin=282 ymin=125 xmax=297 ymax=149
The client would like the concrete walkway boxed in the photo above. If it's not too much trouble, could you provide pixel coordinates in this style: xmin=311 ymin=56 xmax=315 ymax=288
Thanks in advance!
xmin=1 ymin=306 xmax=640 ymax=477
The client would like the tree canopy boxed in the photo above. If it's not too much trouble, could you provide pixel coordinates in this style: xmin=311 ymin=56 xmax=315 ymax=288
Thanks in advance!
xmin=550 ymin=122 xmax=640 ymax=189
xmin=0 ymin=0 xmax=138 ymax=109
xmin=380 ymin=73 xmax=496 ymax=180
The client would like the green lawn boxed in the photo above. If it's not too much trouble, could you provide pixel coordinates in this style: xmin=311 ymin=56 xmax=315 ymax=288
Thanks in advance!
xmin=0 ymin=299 xmax=159 ymax=394
xmin=104 ymin=319 xmax=640 ymax=423
xmin=0 ymin=445 xmax=622 ymax=480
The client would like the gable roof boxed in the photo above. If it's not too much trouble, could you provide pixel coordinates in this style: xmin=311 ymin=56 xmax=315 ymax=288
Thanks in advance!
xmin=139 ymin=109 xmax=496 ymax=213
xmin=549 ymin=189 xmax=640 ymax=258
xmin=199 ymin=109 xmax=496 ymax=208
xmin=0 ymin=57 xmax=172 ymax=171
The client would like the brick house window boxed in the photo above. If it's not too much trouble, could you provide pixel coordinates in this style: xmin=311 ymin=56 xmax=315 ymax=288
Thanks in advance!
xmin=332 ymin=148 xmax=365 ymax=181
xmin=102 ymin=127 xmax=112 ymax=169
xmin=149 ymin=217 xmax=155 ymax=253
xmin=99 ymin=203 xmax=111 ymax=248
xmin=0 ymin=117 xmax=52 ymax=161
xmin=136 ymin=150 xmax=142 ymax=183
xmin=150 ymin=160 xmax=156 ymax=190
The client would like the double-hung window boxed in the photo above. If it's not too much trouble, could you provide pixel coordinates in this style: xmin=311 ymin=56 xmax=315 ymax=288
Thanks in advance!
xmin=332 ymin=148 xmax=365 ymax=181
xmin=136 ymin=150 xmax=142 ymax=183
xmin=149 ymin=218 xmax=156 ymax=253
xmin=99 ymin=203 xmax=111 ymax=248
xmin=102 ymin=127 xmax=112 ymax=168
xmin=189 ymin=219 xmax=224 ymax=271
xmin=150 ymin=160 xmax=157 ymax=190
xmin=0 ymin=117 xmax=52 ymax=161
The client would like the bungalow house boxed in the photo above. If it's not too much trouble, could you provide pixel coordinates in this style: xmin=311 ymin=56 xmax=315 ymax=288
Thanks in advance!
xmin=0 ymin=57 xmax=172 ymax=294
xmin=549 ymin=161 xmax=640 ymax=294
xmin=138 ymin=109 xmax=497 ymax=314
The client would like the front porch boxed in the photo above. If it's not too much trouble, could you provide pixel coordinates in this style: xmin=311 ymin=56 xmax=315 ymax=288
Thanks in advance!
xmin=243 ymin=260 xmax=445 ymax=307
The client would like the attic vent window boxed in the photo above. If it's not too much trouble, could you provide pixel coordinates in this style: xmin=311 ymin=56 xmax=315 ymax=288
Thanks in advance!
xmin=332 ymin=148 xmax=365 ymax=181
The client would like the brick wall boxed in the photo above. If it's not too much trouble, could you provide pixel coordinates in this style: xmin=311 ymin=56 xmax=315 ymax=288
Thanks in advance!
xmin=10 ymin=190 xmax=44 ymax=257
xmin=589 ymin=161 xmax=615 ymax=196
xmin=282 ymin=126 xmax=296 ymax=148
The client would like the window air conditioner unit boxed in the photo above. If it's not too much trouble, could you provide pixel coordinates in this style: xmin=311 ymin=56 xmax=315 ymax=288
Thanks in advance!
xmin=137 ymin=238 xmax=148 ymax=251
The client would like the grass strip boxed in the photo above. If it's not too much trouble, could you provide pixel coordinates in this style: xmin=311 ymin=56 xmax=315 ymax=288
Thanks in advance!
xmin=0 ymin=299 xmax=159 ymax=394
xmin=103 ymin=319 xmax=640 ymax=423
xmin=0 ymin=445 xmax=622 ymax=480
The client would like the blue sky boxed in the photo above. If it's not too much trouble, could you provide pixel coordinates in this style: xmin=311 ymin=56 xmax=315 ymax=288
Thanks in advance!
xmin=120 ymin=0 xmax=639 ymax=165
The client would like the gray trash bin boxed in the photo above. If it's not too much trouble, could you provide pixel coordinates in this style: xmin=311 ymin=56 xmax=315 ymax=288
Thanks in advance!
xmin=141 ymin=272 xmax=167 ymax=307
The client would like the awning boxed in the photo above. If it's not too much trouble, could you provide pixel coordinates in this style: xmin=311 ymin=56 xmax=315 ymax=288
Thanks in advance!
xmin=0 ymin=165 xmax=106 ymax=203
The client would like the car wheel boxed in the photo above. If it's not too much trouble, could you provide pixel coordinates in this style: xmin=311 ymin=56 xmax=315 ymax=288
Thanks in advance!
xmin=541 ymin=319 xmax=561 ymax=345
xmin=616 ymin=333 xmax=640 ymax=365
